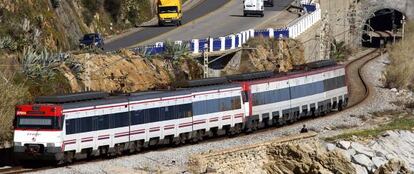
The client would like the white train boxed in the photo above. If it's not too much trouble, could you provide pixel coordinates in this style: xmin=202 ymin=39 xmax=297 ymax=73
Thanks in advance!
xmin=13 ymin=60 xmax=348 ymax=163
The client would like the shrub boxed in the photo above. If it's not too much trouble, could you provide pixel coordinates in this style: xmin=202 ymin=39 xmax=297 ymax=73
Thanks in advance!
xmin=385 ymin=22 xmax=414 ymax=91
xmin=330 ymin=39 xmax=351 ymax=61
xmin=0 ymin=74 xmax=30 ymax=142
xmin=163 ymin=40 xmax=190 ymax=61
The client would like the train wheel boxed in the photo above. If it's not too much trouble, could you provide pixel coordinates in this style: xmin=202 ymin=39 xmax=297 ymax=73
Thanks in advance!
xmin=338 ymin=101 xmax=343 ymax=111
xmin=64 ymin=151 xmax=74 ymax=164
xmin=128 ymin=142 xmax=137 ymax=154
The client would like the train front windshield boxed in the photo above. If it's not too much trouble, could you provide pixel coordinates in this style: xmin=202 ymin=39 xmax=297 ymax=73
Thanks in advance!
xmin=15 ymin=116 xmax=62 ymax=130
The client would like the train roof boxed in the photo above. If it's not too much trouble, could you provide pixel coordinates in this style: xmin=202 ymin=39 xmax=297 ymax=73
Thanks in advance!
xmin=34 ymin=60 xmax=342 ymax=110
xmin=44 ymin=83 xmax=241 ymax=110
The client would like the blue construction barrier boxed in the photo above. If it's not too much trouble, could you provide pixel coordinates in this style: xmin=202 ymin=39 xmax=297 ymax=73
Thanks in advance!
xmin=254 ymin=30 xmax=270 ymax=37
xmin=275 ymin=29 xmax=289 ymax=38
xmin=225 ymin=37 xmax=232 ymax=49
xmin=199 ymin=39 xmax=208 ymax=52
xmin=213 ymin=38 xmax=221 ymax=51
xmin=235 ymin=35 xmax=240 ymax=47
xmin=303 ymin=4 xmax=316 ymax=12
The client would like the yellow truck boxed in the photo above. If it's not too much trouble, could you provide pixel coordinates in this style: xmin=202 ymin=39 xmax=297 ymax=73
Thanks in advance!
xmin=158 ymin=0 xmax=183 ymax=26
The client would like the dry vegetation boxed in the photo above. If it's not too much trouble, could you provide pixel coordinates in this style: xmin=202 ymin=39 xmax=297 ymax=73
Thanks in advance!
xmin=0 ymin=73 xmax=29 ymax=143
xmin=385 ymin=22 xmax=414 ymax=91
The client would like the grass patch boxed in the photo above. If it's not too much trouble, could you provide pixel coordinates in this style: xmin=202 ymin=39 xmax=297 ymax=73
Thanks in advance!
xmin=325 ymin=116 xmax=414 ymax=141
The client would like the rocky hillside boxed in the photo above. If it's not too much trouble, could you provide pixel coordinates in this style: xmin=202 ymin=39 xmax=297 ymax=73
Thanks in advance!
xmin=325 ymin=131 xmax=414 ymax=174
xmin=189 ymin=133 xmax=355 ymax=174
xmin=62 ymin=49 xmax=202 ymax=93
xmin=236 ymin=37 xmax=305 ymax=74
xmin=0 ymin=0 xmax=155 ymax=51
xmin=189 ymin=131 xmax=414 ymax=174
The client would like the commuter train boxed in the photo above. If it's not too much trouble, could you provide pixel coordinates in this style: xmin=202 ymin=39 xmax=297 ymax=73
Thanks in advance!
xmin=13 ymin=60 xmax=348 ymax=163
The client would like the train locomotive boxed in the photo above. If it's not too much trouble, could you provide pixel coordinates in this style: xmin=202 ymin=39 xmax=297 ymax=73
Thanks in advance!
xmin=13 ymin=60 xmax=348 ymax=163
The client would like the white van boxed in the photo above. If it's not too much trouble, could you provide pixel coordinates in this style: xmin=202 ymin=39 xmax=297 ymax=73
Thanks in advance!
xmin=243 ymin=0 xmax=264 ymax=17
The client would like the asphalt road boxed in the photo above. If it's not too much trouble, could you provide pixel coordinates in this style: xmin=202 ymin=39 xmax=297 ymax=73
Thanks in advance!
xmin=104 ymin=0 xmax=231 ymax=51
xmin=105 ymin=0 xmax=294 ymax=51
xmin=138 ymin=0 xmax=294 ymax=46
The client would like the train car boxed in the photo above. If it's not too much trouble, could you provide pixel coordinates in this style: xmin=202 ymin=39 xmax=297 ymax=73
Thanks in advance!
xmin=13 ymin=60 xmax=348 ymax=164
xmin=242 ymin=62 xmax=348 ymax=130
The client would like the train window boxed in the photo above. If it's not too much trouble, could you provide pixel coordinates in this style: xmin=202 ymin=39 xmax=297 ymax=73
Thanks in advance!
xmin=65 ymin=119 xmax=76 ymax=135
xmin=192 ymin=101 xmax=206 ymax=116
xmin=148 ymin=108 xmax=160 ymax=122
xmin=80 ymin=117 xmax=93 ymax=133
xmin=131 ymin=110 xmax=144 ymax=125
xmin=231 ymin=97 xmax=241 ymax=109
xmin=110 ymin=112 xmax=129 ymax=128
xmin=96 ymin=115 xmax=109 ymax=130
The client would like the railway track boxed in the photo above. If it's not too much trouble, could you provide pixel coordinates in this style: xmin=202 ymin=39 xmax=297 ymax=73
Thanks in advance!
xmin=1 ymin=33 xmax=390 ymax=174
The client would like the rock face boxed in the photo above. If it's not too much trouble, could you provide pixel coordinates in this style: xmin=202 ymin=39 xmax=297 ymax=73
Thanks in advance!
xmin=0 ymin=0 xmax=155 ymax=50
xmin=189 ymin=136 xmax=355 ymax=174
xmin=333 ymin=130 xmax=414 ymax=173
xmin=263 ymin=143 xmax=354 ymax=174
xmin=65 ymin=50 xmax=202 ymax=93
xmin=374 ymin=159 xmax=412 ymax=174
xmin=239 ymin=37 xmax=305 ymax=74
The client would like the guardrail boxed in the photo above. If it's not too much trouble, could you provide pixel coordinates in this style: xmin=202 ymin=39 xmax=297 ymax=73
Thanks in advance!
xmin=131 ymin=3 xmax=321 ymax=56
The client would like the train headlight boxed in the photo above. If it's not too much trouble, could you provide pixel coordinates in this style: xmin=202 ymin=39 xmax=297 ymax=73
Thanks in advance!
xmin=14 ymin=142 xmax=22 ymax=146
xmin=47 ymin=143 xmax=55 ymax=147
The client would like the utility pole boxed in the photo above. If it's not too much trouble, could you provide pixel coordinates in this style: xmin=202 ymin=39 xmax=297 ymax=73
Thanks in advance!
xmin=391 ymin=10 xmax=396 ymax=44
xmin=203 ymin=41 xmax=209 ymax=78
xmin=84 ymin=53 xmax=90 ymax=91
xmin=319 ymin=10 xmax=331 ymax=60
xmin=401 ymin=15 xmax=406 ymax=41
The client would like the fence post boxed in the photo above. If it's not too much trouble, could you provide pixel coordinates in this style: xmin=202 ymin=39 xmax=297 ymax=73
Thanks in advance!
xmin=209 ymin=37 xmax=214 ymax=52
xmin=192 ymin=39 xmax=199 ymax=54
xmin=268 ymin=28 xmax=274 ymax=38
xmin=292 ymin=25 xmax=296 ymax=38
xmin=249 ymin=29 xmax=255 ymax=39
xmin=220 ymin=37 xmax=225 ymax=51
xmin=242 ymin=31 xmax=247 ymax=44
xmin=237 ymin=33 xmax=242 ymax=47
xmin=231 ymin=35 xmax=236 ymax=49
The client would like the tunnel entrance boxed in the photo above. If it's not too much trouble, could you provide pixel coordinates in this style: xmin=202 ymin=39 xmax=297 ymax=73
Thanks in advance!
xmin=362 ymin=9 xmax=405 ymax=47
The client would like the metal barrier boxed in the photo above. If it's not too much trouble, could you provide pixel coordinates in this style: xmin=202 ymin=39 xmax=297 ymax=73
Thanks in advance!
xmin=132 ymin=3 xmax=319 ymax=55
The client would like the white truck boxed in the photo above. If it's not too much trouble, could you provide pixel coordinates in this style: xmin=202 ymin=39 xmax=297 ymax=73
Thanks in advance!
xmin=243 ymin=0 xmax=264 ymax=17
